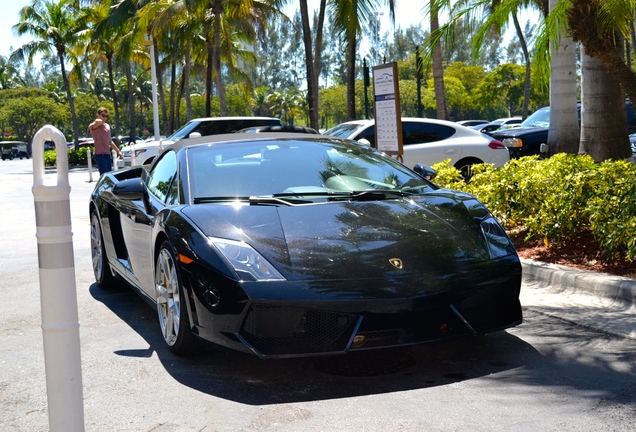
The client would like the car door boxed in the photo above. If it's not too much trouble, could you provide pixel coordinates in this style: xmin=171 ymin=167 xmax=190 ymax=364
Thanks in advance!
xmin=121 ymin=151 xmax=179 ymax=296
xmin=401 ymin=121 xmax=462 ymax=167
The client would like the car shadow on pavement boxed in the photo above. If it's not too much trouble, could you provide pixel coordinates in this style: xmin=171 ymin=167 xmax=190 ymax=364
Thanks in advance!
xmin=89 ymin=281 xmax=545 ymax=405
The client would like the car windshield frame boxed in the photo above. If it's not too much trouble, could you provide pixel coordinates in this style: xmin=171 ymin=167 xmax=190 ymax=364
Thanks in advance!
xmin=185 ymin=138 xmax=435 ymax=204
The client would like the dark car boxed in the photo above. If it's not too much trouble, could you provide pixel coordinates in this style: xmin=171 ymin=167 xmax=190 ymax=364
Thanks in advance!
xmin=90 ymin=133 xmax=522 ymax=358
xmin=1 ymin=141 xmax=30 ymax=160
xmin=491 ymin=102 xmax=636 ymax=159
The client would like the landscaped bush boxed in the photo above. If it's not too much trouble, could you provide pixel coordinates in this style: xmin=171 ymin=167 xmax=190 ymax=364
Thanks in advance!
xmin=43 ymin=147 xmax=91 ymax=167
xmin=432 ymin=154 xmax=636 ymax=261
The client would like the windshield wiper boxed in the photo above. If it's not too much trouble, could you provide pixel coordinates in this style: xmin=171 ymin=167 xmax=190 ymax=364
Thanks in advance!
xmin=345 ymin=190 xmax=417 ymax=201
xmin=193 ymin=196 xmax=250 ymax=204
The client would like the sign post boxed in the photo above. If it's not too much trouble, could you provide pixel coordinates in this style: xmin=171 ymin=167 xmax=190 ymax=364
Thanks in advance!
xmin=372 ymin=62 xmax=403 ymax=160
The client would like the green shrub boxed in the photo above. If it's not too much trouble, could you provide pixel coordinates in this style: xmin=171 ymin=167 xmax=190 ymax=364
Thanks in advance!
xmin=432 ymin=154 xmax=636 ymax=261
xmin=43 ymin=147 xmax=91 ymax=167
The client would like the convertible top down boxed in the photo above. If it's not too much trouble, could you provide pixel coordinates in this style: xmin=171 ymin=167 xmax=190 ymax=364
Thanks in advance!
xmin=90 ymin=133 xmax=522 ymax=358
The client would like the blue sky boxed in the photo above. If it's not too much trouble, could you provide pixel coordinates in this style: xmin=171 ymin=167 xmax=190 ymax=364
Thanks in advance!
xmin=1 ymin=1 xmax=31 ymax=59
xmin=2 ymin=1 xmax=427 ymax=63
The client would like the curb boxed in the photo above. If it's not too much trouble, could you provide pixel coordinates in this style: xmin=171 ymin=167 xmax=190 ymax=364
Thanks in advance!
xmin=521 ymin=258 xmax=636 ymax=305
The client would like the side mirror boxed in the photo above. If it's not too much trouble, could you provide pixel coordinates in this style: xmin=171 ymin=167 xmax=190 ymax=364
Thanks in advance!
xmin=188 ymin=132 xmax=202 ymax=139
xmin=413 ymin=164 xmax=437 ymax=181
xmin=357 ymin=138 xmax=371 ymax=146
xmin=113 ymin=177 xmax=145 ymax=200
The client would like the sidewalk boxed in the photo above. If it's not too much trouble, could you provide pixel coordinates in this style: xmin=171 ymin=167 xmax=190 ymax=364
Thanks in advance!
xmin=521 ymin=258 xmax=636 ymax=340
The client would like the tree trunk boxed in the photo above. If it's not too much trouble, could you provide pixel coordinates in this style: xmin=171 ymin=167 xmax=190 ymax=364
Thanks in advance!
xmin=512 ymin=13 xmax=530 ymax=120
xmin=106 ymin=55 xmax=121 ymax=138
xmin=431 ymin=13 xmax=447 ymax=120
xmin=169 ymin=61 xmax=176 ymax=133
xmin=312 ymin=0 xmax=327 ymax=125
xmin=153 ymin=38 xmax=168 ymax=138
xmin=579 ymin=47 xmax=631 ymax=161
xmin=185 ymin=38 xmax=192 ymax=122
xmin=59 ymin=51 xmax=81 ymax=147
xmin=205 ymin=40 xmax=213 ymax=117
xmin=299 ymin=0 xmax=319 ymax=130
xmin=346 ymin=37 xmax=357 ymax=121
xmin=212 ymin=4 xmax=227 ymax=116
xmin=125 ymin=61 xmax=137 ymax=147
xmin=547 ymin=0 xmax=579 ymax=155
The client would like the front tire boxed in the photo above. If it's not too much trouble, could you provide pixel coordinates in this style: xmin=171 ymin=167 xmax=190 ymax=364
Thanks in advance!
xmin=155 ymin=241 xmax=199 ymax=355
xmin=90 ymin=209 xmax=116 ymax=288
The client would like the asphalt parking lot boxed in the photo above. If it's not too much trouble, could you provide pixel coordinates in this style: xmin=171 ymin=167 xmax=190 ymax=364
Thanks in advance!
xmin=1 ymin=158 xmax=635 ymax=432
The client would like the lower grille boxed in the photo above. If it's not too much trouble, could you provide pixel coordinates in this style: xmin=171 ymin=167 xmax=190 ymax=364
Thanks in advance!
xmin=239 ymin=304 xmax=360 ymax=357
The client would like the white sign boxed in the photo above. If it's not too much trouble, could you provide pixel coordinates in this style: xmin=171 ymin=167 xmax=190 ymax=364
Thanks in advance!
xmin=373 ymin=63 xmax=402 ymax=156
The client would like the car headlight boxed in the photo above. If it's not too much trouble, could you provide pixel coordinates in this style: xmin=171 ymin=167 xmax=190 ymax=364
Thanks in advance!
xmin=210 ymin=237 xmax=286 ymax=282
xmin=480 ymin=217 xmax=516 ymax=259
xmin=134 ymin=149 xmax=147 ymax=157
xmin=457 ymin=196 xmax=517 ymax=259
xmin=502 ymin=138 xmax=523 ymax=148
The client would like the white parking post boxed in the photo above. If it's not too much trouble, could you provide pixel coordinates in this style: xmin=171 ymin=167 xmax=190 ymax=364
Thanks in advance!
xmin=112 ymin=149 xmax=119 ymax=171
xmin=87 ymin=148 xmax=93 ymax=182
xmin=32 ymin=125 xmax=85 ymax=432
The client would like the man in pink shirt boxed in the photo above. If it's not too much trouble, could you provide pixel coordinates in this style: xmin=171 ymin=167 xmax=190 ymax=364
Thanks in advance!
xmin=89 ymin=107 xmax=123 ymax=174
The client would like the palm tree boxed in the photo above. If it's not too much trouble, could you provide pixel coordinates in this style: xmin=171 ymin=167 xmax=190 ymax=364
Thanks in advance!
xmin=535 ymin=0 xmax=579 ymax=155
xmin=83 ymin=0 xmax=125 ymax=139
xmin=430 ymin=1 xmax=448 ymax=120
xmin=267 ymin=88 xmax=303 ymax=124
xmin=567 ymin=0 xmax=636 ymax=160
xmin=329 ymin=0 xmax=395 ymax=121
xmin=12 ymin=0 xmax=87 ymax=146
xmin=136 ymin=0 xmax=206 ymax=132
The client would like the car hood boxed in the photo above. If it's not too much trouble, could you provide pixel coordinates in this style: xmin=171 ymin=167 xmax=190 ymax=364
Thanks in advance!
xmin=490 ymin=126 xmax=546 ymax=138
xmin=181 ymin=193 xmax=496 ymax=283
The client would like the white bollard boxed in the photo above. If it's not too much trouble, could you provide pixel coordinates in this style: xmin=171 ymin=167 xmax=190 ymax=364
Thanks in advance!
xmin=111 ymin=149 xmax=118 ymax=171
xmin=87 ymin=148 xmax=93 ymax=182
xmin=32 ymin=125 xmax=85 ymax=432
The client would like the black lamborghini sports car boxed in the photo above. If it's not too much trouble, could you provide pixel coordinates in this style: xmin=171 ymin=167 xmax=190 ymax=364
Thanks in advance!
xmin=90 ymin=133 xmax=522 ymax=358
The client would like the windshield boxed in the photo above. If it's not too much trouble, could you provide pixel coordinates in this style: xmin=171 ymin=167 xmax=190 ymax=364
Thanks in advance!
xmin=521 ymin=107 xmax=550 ymax=128
xmin=187 ymin=138 xmax=434 ymax=203
xmin=323 ymin=123 xmax=367 ymax=139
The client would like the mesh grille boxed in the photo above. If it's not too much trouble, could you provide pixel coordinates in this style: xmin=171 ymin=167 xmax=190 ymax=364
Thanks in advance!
xmin=240 ymin=304 xmax=359 ymax=356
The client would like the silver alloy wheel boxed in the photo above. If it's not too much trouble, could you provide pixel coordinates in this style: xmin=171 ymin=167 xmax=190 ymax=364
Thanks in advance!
xmin=90 ymin=211 xmax=103 ymax=281
xmin=156 ymin=247 xmax=181 ymax=347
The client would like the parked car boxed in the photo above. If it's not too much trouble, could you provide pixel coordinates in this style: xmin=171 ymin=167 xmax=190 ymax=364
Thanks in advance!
xmin=456 ymin=120 xmax=489 ymax=127
xmin=1 ymin=141 xmax=29 ymax=160
xmin=113 ymin=135 xmax=143 ymax=146
xmin=117 ymin=116 xmax=283 ymax=168
xmin=491 ymin=102 xmax=636 ymax=159
xmin=473 ymin=117 xmax=523 ymax=135
xmin=90 ymin=132 xmax=522 ymax=357
xmin=323 ymin=118 xmax=509 ymax=179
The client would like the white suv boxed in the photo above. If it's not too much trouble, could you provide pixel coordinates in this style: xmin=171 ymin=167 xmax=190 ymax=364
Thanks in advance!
xmin=118 ymin=116 xmax=282 ymax=167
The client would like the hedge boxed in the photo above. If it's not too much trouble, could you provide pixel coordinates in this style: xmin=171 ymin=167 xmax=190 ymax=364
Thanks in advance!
xmin=431 ymin=154 xmax=636 ymax=261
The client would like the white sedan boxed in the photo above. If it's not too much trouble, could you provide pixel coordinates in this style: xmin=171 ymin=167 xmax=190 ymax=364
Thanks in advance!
xmin=323 ymin=118 xmax=510 ymax=179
